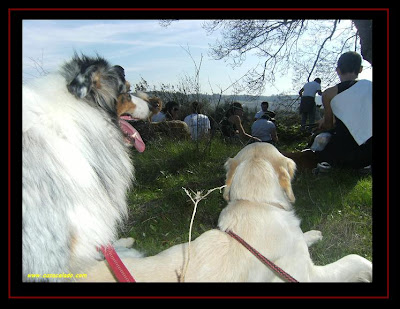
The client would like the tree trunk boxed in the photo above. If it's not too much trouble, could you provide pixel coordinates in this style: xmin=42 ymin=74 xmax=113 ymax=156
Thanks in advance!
xmin=353 ymin=20 xmax=372 ymax=65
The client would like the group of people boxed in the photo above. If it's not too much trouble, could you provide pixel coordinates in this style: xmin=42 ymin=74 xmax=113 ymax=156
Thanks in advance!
xmin=202 ymin=50 xmax=372 ymax=171
xmin=151 ymin=100 xmax=211 ymax=141
xmin=148 ymin=51 xmax=372 ymax=170
xmin=220 ymin=101 xmax=278 ymax=145
xmin=149 ymin=96 xmax=278 ymax=144
xmin=287 ymin=51 xmax=372 ymax=170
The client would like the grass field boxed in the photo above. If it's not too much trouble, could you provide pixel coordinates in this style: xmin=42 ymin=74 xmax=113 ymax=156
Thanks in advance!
xmin=119 ymin=134 xmax=372 ymax=266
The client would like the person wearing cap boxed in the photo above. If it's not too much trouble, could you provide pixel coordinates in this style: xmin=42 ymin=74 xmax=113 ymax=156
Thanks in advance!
xmin=220 ymin=102 xmax=261 ymax=142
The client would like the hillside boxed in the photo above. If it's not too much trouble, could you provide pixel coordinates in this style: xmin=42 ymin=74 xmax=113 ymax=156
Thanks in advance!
xmin=206 ymin=93 xmax=323 ymax=112
xmin=147 ymin=90 xmax=324 ymax=113
xmin=204 ymin=93 xmax=299 ymax=112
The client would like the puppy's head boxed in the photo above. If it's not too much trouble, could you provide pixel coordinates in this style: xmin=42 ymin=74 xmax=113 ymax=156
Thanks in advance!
xmin=61 ymin=53 xmax=129 ymax=116
xmin=223 ymin=143 xmax=297 ymax=208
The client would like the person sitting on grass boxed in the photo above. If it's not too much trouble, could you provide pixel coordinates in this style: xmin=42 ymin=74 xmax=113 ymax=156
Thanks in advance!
xmin=152 ymin=101 xmax=180 ymax=122
xmin=251 ymin=113 xmax=279 ymax=145
xmin=184 ymin=101 xmax=211 ymax=141
xmin=220 ymin=102 xmax=261 ymax=143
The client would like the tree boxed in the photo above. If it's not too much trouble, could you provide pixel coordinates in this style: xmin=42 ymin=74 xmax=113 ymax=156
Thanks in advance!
xmin=200 ymin=19 xmax=371 ymax=95
xmin=353 ymin=20 xmax=372 ymax=64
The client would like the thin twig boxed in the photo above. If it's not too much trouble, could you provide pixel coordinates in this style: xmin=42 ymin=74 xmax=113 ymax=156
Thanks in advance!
xmin=306 ymin=20 xmax=338 ymax=82
xmin=180 ymin=185 xmax=226 ymax=282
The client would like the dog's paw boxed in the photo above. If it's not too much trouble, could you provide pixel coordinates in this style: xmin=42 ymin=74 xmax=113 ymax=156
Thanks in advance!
xmin=304 ymin=230 xmax=323 ymax=247
xmin=113 ymin=237 xmax=135 ymax=248
xmin=113 ymin=238 xmax=145 ymax=258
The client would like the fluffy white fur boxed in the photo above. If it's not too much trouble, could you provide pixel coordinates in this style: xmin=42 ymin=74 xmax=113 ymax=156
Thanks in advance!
xmin=23 ymin=58 xmax=150 ymax=281
xmin=81 ymin=143 xmax=372 ymax=282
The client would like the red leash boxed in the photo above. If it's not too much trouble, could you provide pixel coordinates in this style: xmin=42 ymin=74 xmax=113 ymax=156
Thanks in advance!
xmin=98 ymin=232 xmax=297 ymax=283
xmin=99 ymin=245 xmax=136 ymax=282
xmin=225 ymin=230 xmax=299 ymax=283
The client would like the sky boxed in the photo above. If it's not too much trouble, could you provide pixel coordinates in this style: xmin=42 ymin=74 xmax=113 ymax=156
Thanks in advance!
xmin=22 ymin=19 xmax=372 ymax=96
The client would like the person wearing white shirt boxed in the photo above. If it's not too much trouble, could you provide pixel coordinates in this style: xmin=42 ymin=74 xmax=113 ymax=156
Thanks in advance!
xmin=184 ymin=101 xmax=211 ymax=140
xmin=254 ymin=101 xmax=276 ymax=121
xmin=299 ymin=78 xmax=322 ymax=130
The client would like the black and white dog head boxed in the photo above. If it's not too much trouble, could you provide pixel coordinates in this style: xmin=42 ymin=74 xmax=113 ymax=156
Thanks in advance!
xmin=61 ymin=53 xmax=128 ymax=116
xmin=60 ymin=53 xmax=151 ymax=152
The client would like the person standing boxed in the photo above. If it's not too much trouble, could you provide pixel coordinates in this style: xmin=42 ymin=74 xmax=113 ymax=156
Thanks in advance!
xmin=299 ymin=78 xmax=322 ymax=130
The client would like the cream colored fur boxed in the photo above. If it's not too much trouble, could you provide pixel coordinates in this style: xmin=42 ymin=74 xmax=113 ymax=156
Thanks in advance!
xmin=81 ymin=143 xmax=372 ymax=282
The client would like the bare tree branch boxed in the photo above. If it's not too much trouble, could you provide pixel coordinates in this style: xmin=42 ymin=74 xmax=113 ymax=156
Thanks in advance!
xmin=158 ymin=19 xmax=179 ymax=27
xmin=203 ymin=19 xmax=364 ymax=93
xmin=306 ymin=20 xmax=338 ymax=82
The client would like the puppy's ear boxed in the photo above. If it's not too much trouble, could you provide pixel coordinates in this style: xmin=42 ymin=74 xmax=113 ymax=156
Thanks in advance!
xmin=277 ymin=158 xmax=296 ymax=203
xmin=223 ymin=158 xmax=239 ymax=201
xmin=67 ymin=65 xmax=99 ymax=99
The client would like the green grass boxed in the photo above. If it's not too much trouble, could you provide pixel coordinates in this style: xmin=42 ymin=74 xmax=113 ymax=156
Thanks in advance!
xmin=119 ymin=135 xmax=372 ymax=266
xmin=120 ymin=136 xmax=242 ymax=254
xmin=292 ymin=169 xmax=372 ymax=264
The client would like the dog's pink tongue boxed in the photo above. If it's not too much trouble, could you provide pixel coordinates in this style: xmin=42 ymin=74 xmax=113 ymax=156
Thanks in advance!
xmin=119 ymin=119 xmax=145 ymax=152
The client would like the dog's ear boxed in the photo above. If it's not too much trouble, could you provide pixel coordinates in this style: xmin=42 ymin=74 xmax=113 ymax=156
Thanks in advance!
xmin=277 ymin=158 xmax=297 ymax=203
xmin=286 ymin=157 xmax=297 ymax=180
xmin=67 ymin=65 xmax=99 ymax=99
xmin=125 ymin=81 xmax=131 ymax=92
xmin=223 ymin=158 xmax=239 ymax=201
xmin=113 ymin=65 xmax=125 ymax=80
xmin=112 ymin=65 xmax=128 ymax=93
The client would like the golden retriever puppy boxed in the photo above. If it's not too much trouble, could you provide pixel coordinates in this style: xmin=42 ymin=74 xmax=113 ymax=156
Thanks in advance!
xmin=80 ymin=143 xmax=372 ymax=282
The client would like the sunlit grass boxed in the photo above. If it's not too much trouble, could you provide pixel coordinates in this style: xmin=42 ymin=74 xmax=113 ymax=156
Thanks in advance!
xmin=120 ymin=136 xmax=372 ymax=266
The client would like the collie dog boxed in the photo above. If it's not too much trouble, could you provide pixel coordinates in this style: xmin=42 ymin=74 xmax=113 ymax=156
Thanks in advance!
xmin=81 ymin=143 xmax=372 ymax=282
xmin=22 ymin=54 xmax=151 ymax=281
